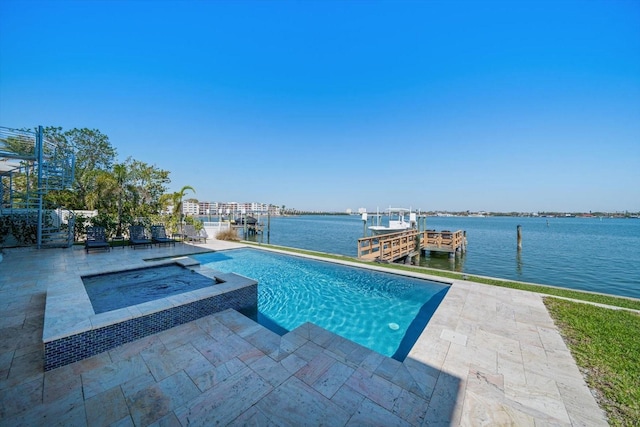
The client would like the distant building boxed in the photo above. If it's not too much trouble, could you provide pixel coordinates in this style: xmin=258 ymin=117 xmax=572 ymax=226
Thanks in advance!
xmin=182 ymin=201 xmax=199 ymax=216
xmin=198 ymin=201 xmax=217 ymax=216
xmin=180 ymin=201 xmax=281 ymax=217
xmin=167 ymin=201 xmax=280 ymax=216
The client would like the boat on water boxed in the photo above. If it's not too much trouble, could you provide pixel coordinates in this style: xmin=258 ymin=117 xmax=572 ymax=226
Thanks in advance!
xmin=367 ymin=207 xmax=414 ymax=235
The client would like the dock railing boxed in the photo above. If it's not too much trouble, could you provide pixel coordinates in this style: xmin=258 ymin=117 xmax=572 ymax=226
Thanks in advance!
xmin=423 ymin=229 xmax=465 ymax=250
xmin=358 ymin=229 xmax=466 ymax=263
xmin=358 ymin=229 xmax=419 ymax=262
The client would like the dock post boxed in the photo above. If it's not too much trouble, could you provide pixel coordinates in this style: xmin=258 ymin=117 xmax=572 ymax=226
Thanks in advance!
xmin=267 ymin=209 xmax=271 ymax=244
xmin=362 ymin=212 xmax=368 ymax=237
xmin=242 ymin=212 xmax=246 ymax=237
xmin=412 ymin=232 xmax=421 ymax=265
xmin=517 ymin=225 xmax=522 ymax=250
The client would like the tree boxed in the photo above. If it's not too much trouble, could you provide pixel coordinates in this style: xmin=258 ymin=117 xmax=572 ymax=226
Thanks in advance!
xmin=88 ymin=164 xmax=131 ymax=236
xmin=90 ymin=158 xmax=170 ymax=233
xmin=43 ymin=127 xmax=117 ymax=209
xmin=172 ymin=185 xmax=195 ymax=236
xmin=125 ymin=158 xmax=171 ymax=219
xmin=112 ymin=163 xmax=127 ymax=236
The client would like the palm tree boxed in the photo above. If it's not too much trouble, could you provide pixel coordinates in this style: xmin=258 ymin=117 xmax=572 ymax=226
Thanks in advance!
xmin=112 ymin=164 xmax=127 ymax=236
xmin=172 ymin=185 xmax=195 ymax=237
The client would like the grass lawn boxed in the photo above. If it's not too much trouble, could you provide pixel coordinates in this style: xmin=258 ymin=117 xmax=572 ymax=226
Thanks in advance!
xmin=544 ymin=298 xmax=639 ymax=426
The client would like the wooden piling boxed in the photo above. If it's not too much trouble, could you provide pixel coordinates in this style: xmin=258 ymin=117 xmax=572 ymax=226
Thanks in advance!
xmin=362 ymin=212 xmax=368 ymax=237
xmin=517 ymin=225 xmax=522 ymax=250
xmin=412 ymin=233 xmax=421 ymax=264
xmin=243 ymin=213 xmax=248 ymax=237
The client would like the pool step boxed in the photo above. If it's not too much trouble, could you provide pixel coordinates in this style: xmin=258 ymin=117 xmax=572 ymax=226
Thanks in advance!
xmin=174 ymin=257 xmax=201 ymax=267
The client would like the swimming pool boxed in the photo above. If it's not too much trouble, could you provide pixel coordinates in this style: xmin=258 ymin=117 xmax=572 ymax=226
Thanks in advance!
xmin=193 ymin=248 xmax=449 ymax=360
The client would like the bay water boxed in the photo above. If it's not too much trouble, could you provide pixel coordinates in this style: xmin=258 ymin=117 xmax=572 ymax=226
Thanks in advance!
xmin=246 ymin=215 xmax=640 ymax=299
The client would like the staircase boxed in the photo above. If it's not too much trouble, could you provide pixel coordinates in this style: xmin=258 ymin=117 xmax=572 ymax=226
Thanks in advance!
xmin=1 ymin=126 xmax=76 ymax=248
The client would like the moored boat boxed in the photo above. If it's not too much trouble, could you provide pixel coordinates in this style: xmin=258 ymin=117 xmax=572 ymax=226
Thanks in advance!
xmin=368 ymin=207 xmax=413 ymax=235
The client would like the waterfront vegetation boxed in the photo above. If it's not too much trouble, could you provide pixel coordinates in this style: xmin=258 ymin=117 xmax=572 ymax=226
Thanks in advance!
xmin=545 ymin=298 xmax=640 ymax=426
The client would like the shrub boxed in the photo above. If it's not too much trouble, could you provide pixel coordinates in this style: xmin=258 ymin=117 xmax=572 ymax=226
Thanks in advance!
xmin=74 ymin=213 xmax=91 ymax=241
xmin=185 ymin=216 xmax=203 ymax=231
xmin=90 ymin=212 xmax=118 ymax=238
xmin=216 ymin=228 xmax=240 ymax=241
xmin=0 ymin=213 xmax=38 ymax=247
xmin=0 ymin=216 xmax=9 ymax=246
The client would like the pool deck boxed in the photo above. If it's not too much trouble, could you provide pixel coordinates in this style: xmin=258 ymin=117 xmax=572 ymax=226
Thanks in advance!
xmin=0 ymin=240 xmax=607 ymax=426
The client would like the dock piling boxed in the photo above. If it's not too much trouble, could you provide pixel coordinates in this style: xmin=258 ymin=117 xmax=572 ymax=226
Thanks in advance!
xmin=362 ymin=212 xmax=368 ymax=237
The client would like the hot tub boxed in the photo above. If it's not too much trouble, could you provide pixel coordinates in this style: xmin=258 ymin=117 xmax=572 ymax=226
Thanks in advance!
xmin=43 ymin=257 xmax=257 ymax=370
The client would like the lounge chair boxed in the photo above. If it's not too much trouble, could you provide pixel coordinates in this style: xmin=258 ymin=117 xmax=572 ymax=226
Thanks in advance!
xmin=128 ymin=225 xmax=152 ymax=249
xmin=183 ymin=224 xmax=207 ymax=243
xmin=85 ymin=226 xmax=111 ymax=253
xmin=150 ymin=225 xmax=176 ymax=247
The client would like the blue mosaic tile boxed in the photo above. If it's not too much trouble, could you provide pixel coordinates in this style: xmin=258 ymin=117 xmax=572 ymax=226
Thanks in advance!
xmin=44 ymin=284 xmax=257 ymax=370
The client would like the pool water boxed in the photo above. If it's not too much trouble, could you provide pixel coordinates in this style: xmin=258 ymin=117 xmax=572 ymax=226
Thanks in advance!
xmin=193 ymin=249 xmax=449 ymax=360
xmin=83 ymin=264 xmax=214 ymax=314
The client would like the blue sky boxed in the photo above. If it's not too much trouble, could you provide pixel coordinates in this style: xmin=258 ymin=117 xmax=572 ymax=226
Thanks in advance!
xmin=1 ymin=0 xmax=639 ymax=213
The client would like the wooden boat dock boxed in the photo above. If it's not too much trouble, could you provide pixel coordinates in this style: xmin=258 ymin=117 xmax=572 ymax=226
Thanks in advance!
xmin=231 ymin=215 xmax=264 ymax=237
xmin=233 ymin=223 xmax=263 ymax=236
xmin=357 ymin=229 xmax=466 ymax=263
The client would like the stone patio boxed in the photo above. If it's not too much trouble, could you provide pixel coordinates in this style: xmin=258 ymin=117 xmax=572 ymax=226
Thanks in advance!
xmin=0 ymin=240 xmax=608 ymax=426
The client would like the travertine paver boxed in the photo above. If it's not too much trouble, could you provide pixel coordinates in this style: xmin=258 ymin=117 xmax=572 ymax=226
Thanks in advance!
xmin=409 ymin=277 xmax=609 ymax=426
xmin=0 ymin=241 xmax=608 ymax=426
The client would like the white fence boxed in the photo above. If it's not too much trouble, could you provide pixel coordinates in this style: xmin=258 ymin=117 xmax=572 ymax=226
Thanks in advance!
xmin=203 ymin=221 xmax=231 ymax=238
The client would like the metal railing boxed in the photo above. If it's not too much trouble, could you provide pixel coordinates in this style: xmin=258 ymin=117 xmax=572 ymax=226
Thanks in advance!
xmin=1 ymin=126 xmax=76 ymax=248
